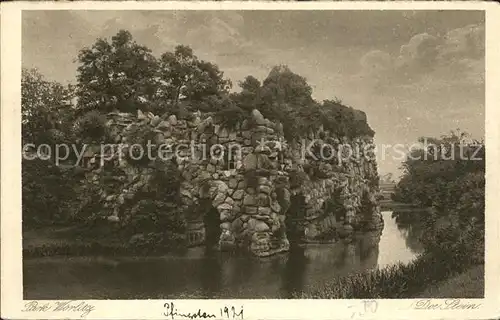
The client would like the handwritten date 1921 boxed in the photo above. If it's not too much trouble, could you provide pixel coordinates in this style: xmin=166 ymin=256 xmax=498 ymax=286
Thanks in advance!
xmin=163 ymin=302 xmax=243 ymax=320
xmin=220 ymin=306 xmax=244 ymax=319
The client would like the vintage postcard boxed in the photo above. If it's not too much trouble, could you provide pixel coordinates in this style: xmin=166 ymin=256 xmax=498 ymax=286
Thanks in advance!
xmin=1 ymin=1 xmax=500 ymax=319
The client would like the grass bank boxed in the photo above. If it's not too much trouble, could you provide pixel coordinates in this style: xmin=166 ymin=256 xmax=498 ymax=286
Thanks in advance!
xmin=23 ymin=225 xmax=185 ymax=258
xmin=296 ymin=254 xmax=483 ymax=299
xmin=416 ymin=264 xmax=484 ymax=298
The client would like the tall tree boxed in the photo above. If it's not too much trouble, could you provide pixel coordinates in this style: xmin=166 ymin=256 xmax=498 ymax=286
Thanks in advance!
xmin=260 ymin=65 xmax=313 ymax=107
xmin=231 ymin=75 xmax=262 ymax=112
xmin=22 ymin=68 xmax=74 ymax=145
xmin=157 ymin=45 xmax=231 ymax=108
xmin=76 ymin=30 xmax=158 ymax=114
xmin=239 ymin=75 xmax=261 ymax=93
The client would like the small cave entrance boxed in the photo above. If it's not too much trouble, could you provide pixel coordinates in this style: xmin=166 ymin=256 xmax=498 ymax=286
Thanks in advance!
xmin=329 ymin=189 xmax=346 ymax=223
xmin=285 ymin=194 xmax=306 ymax=245
xmin=203 ymin=206 xmax=221 ymax=250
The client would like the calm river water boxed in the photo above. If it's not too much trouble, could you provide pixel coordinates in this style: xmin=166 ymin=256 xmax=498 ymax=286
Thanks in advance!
xmin=23 ymin=211 xmax=422 ymax=299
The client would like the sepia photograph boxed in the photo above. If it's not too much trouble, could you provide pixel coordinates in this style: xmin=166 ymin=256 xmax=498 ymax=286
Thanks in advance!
xmin=1 ymin=2 xmax=499 ymax=320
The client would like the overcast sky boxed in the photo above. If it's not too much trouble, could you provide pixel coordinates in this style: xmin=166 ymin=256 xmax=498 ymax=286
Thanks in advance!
xmin=22 ymin=10 xmax=485 ymax=176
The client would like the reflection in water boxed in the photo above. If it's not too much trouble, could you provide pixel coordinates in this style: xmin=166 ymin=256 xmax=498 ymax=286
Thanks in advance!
xmin=281 ymin=245 xmax=308 ymax=298
xmin=24 ymin=211 xmax=422 ymax=299
xmin=392 ymin=210 xmax=426 ymax=253
xmin=200 ymin=248 xmax=222 ymax=297
xmin=203 ymin=208 xmax=221 ymax=250
xmin=358 ymin=231 xmax=382 ymax=271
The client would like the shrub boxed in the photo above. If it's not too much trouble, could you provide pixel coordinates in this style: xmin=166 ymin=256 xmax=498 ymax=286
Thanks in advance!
xmin=258 ymin=101 xmax=375 ymax=141
xmin=22 ymin=158 xmax=77 ymax=226
xmin=215 ymin=104 xmax=249 ymax=129
xmin=122 ymin=160 xmax=186 ymax=251
xmin=124 ymin=125 xmax=157 ymax=166
xmin=77 ymin=110 xmax=108 ymax=142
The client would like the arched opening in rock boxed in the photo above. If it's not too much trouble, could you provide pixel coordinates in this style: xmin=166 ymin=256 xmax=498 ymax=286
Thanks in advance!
xmin=203 ymin=206 xmax=221 ymax=250
xmin=285 ymin=194 xmax=306 ymax=245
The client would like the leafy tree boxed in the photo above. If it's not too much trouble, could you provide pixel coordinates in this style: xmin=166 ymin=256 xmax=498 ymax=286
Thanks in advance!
xmin=392 ymin=131 xmax=485 ymax=263
xmin=394 ymin=131 xmax=484 ymax=211
xmin=232 ymin=76 xmax=262 ymax=112
xmin=321 ymin=100 xmax=374 ymax=137
xmin=239 ymin=75 xmax=261 ymax=93
xmin=260 ymin=65 xmax=313 ymax=107
xmin=22 ymin=68 xmax=75 ymax=145
xmin=157 ymin=45 xmax=232 ymax=109
xmin=76 ymin=30 xmax=158 ymax=114
xmin=22 ymin=69 xmax=81 ymax=227
xmin=230 ymin=67 xmax=374 ymax=140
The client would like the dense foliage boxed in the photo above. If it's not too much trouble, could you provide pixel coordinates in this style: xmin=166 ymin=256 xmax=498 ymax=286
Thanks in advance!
xmin=76 ymin=30 xmax=232 ymax=115
xmin=392 ymin=131 xmax=485 ymax=264
xmin=302 ymin=132 xmax=486 ymax=298
xmin=22 ymin=69 xmax=81 ymax=227
xmin=76 ymin=30 xmax=158 ymax=114
xmin=230 ymin=68 xmax=374 ymax=140
xmin=157 ymin=45 xmax=232 ymax=107
xmin=122 ymin=161 xmax=187 ymax=252
xmin=22 ymin=158 xmax=78 ymax=226
xmin=74 ymin=30 xmax=374 ymax=139
xmin=21 ymin=68 xmax=75 ymax=145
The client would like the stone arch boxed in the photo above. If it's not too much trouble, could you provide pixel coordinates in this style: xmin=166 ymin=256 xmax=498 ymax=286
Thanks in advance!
xmin=197 ymin=179 xmax=237 ymax=250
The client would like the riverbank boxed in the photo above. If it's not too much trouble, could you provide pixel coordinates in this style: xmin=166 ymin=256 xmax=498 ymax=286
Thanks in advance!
xmin=297 ymin=254 xmax=483 ymax=298
xmin=416 ymin=265 xmax=484 ymax=298
xmin=23 ymin=225 xmax=184 ymax=258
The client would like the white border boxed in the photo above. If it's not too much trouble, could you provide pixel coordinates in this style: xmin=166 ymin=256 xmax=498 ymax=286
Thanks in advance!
xmin=2 ymin=2 xmax=500 ymax=320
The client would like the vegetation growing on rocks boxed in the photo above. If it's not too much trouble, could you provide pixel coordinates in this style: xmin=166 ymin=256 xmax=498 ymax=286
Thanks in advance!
xmin=22 ymin=30 xmax=378 ymax=254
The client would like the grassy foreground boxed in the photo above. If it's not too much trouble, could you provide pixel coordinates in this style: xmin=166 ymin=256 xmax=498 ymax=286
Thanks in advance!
xmin=296 ymin=254 xmax=483 ymax=299
xmin=416 ymin=265 xmax=484 ymax=298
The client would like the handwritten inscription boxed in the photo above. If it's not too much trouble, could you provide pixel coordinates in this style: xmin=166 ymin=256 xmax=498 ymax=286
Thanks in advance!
xmin=164 ymin=302 xmax=243 ymax=320
xmin=22 ymin=300 xmax=95 ymax=318
xmin=413 ymin=299 xmax=482 ymax=310
xmin=350 ymin=300 xmax=379 ymax=318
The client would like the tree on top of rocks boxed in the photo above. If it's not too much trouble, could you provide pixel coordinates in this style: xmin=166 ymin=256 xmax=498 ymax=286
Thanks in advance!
xmin=76 ymin=30 xmax=232 ymax=115
xmin=260 ymin=65 xmax=314 ymax=107
xmin=230 ymin=66 xmax=375 ymax=140
xmin=76 ymin=30 xmax=158 ymax=114
xmin=157 ymin=45 xmax=232 ymax=108
xmin=239 ymin=75 xmax=261 ymax=93
xmin=234 ymin=75 xmax=262 ymax=112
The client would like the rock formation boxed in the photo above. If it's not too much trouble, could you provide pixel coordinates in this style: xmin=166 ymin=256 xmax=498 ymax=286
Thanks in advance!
xmin=85 ymin=108 xmax=383 ymax=257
